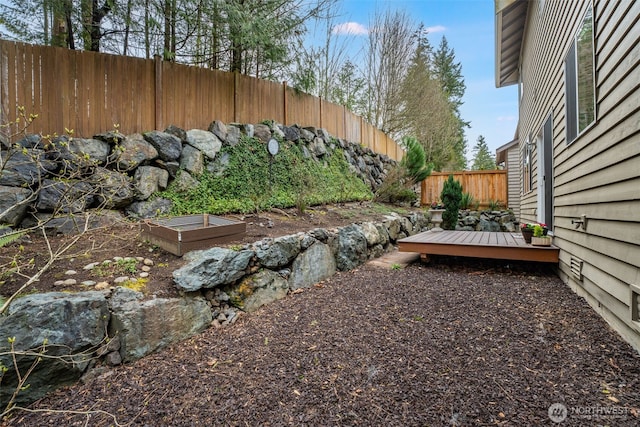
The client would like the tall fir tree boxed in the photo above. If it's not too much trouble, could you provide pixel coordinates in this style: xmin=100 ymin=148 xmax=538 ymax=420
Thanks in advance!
xmin=471 ymin=135 xmax=496 ymax=170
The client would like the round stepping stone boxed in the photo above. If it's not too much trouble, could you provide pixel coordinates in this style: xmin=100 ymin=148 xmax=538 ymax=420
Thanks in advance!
xmin=65 ymin=270 xmax=77 ymax=275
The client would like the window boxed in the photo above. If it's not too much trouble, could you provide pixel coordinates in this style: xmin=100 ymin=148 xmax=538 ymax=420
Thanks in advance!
xmin=565 ymin=5 xmax=595 ymax=144
xmin=522 ymin=138 xmax=532 ymax=194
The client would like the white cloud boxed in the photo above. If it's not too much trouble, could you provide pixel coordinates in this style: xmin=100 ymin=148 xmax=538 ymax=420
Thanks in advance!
xmin=332 ymin=22 xmax=368 ymax=36
xmin=424 ymin=25 xmax=446 ymax=34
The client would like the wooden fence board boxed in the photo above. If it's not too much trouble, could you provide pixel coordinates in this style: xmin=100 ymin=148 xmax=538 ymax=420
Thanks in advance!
xmin=421 ymin=170 xmax=508 ymax=208
xmin=1 ymin=40 xmax=402 ymax=159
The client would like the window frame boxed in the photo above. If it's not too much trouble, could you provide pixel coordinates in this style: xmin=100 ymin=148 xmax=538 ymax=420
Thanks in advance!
xmin=565 ymin=3 xmax=596 ymax=145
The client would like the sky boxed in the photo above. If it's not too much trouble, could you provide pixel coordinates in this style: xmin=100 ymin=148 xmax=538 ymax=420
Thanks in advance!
xmin=329 ymin=0 xmax=519 ymax=164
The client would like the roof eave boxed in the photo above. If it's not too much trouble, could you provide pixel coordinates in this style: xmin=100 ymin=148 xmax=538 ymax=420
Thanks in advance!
xmin=495 ymin=0 xmax=529 ymax=88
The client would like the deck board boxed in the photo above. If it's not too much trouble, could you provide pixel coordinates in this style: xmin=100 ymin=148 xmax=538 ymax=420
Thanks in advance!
xmin=398 ymin=230 xmax=559 ymax=263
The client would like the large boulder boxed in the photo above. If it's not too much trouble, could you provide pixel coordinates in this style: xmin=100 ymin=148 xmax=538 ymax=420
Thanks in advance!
xmin=335 ymin=224 xmax=368 ymax=271
xmin=110 ymin=133 xmax=158 ymax=171
xmin=133 ymin=166 xmax=169 ymax=200
xmin=143 ymin=131 xmax=182 ymax=162
xmin=0 ymin=291 xmax=109 ymax=407
xmin=253 ymin=124 xmax=271 ymax=143
xmin=288 ymin=242 xmax=336 ymax=290
xmin=0 ymin=150 xmax=55 ymax=187
xmin=173 ymin=247 xmax=255 ymax=292
xmin=253 ymin=235 xmax=301 ymax=269
xmin=179 ymin=144 xmax=204 ymax=176
xmin=68 ymin=138 xmax=110 ymax=164
xmin=91 ymin=167 xmax=135 ymax=208
xmin=0 ymin=186 xmax=33 ymax=226
xmin=227 ymin=270 xmax=288 ymax=313
xmin=109 ymin=287 xmax=212 ymax=362
xmin=171 ymin=170 xmax=199 ymax=193
xmin=125 ymin=198 xmax=173 ymax=219
xmin=36 ymin=179 xmax=94 ymax=213
xmin=186 ymin=129 xmax=222 ymax=160
xmin=359 ymin=222 xmax=384 ymax=246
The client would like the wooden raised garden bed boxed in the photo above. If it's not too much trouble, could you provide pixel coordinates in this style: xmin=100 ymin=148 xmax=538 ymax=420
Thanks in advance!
xmin=141 ymin=214 xmax=246 ymax=256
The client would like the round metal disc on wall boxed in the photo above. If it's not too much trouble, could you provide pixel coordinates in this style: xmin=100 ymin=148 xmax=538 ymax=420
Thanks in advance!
xmin=267 ymin=138 xmax=279 ymax=156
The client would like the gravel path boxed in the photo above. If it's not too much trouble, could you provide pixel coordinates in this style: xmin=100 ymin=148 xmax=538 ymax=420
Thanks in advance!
xmin=5 ymin=258 xmax=640 ymax=426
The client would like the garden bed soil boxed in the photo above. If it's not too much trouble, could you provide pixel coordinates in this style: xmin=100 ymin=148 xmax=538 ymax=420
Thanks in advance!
xmin=1 ymin=203 xmax=639 ymax=426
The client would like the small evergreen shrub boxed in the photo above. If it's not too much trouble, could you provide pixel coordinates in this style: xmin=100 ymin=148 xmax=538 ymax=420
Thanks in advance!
xmin=440 ymin=175 xmax=463 ymax=230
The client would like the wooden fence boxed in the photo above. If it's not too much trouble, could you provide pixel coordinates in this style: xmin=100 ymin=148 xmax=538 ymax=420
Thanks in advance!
xmin=0 ymin=40 xmax=403 ymax=161
xmin=421 ymin=170 xmax=508 ymax=209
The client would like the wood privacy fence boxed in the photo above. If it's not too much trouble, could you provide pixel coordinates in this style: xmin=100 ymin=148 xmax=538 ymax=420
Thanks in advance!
xmin=0 ymin=40 xmax=403 ymax=160
xmin=421 ymin=170 xmax=508 ymax=209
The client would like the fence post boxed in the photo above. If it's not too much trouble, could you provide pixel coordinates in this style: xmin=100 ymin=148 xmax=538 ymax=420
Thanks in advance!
xmin=154 ymin=55 xmax=163 ymax=130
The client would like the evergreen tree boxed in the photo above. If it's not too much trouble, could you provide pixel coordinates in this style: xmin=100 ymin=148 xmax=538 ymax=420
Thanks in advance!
xmin=471 ymin=135 xmax=496 ymax=170
xmin=440 ymin=174 xmax=462 ymax=230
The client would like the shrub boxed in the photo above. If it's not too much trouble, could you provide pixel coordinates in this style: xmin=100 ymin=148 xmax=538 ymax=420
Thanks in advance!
xmin=459 ymin=192 xmax=477 ymax=210
xmin=440 ymin=175 xmax=462 ymax=230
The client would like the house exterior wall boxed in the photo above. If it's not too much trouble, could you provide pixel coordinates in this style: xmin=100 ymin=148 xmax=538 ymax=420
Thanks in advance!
xmin=516 ymin=0 xmax=640 ymax=351
xmin=505 ymin=145 xmax=521 ymax=219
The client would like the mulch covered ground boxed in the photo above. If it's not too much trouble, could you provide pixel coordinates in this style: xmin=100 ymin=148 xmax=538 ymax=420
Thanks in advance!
xmin=4 ymin=257 xmax=639 ymax=426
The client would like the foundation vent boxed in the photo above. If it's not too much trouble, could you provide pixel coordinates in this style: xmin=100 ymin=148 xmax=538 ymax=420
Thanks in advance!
xmin=570 ymin=257 xmax=583 ymax=281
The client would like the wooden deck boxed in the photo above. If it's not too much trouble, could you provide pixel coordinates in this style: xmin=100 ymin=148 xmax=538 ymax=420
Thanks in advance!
xmin=398 ymin=230 xmax=559 ymax=263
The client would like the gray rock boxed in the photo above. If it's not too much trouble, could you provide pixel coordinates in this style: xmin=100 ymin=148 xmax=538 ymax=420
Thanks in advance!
xmin=0 ymin=150 xmax=54 ymax=187
xmin=36 ymin=179 xmax=94 ymax=213
xmin=179 ymin=144 xmax=204 ymax=176
xmin=310 ymin=137 xmax=327 ymax=157
xmin=359 ymin=222 xmax=384 ymax=246
xmin=254 ymin=235 xmax=301 ymax=269
xmin=225 ymin=125 xmax=241 ymax=146
xmin=0 ymin=292 xmax=109 ymax=406
xmin=164 ymin=124 xmax=187 ymax=141
xmin=289 ymin=242 xmax=336 ymax=290
xmin=15 ymin=134 xmax=44 ymax=149
xmin=208 ymin=120 xmax=227 ymax=141
xmin=282 ymin=126 xmax=300 ymax=142
xmin=109 ymin=287 xmax=212 ymax=362
xmin=383 ymin=215 xmax=402 ymax=241
xmin=299 ymin=127 xmax=315 ymax=142
xmin=173 ymin=247 xmax=255 ymax=291
xmin=478 ymin=219 xmax=501 ymax=232
xmin=133 ymin=166 xmax=169 ymax=200
xmin=143 ymin=131 xmax=182 ymax=162
xmin=91 ymin=167 xmax=135 ymax=209
xmin=253 ymin=124 xmax=271 ymax=143
xmin=110 ymin=133 xmax=158 ymax=171
xmin=335 ymin=224 xmax=367 ymax=271
xmin=240 ymin=124 xmax=254 ymax=138
xmin=171 ymin=170 xmax=199 ymax=193
xmin=68 ymin=138 xmax=110 ymax=164
xmin=93 ymin=131 xmax=125 ymax=144
xmin=227 ymin=269 xmax=288 ymax=313
xmin=368 ymin=244 xmax=385 ymax=259
xmin=0 ymin=186 xmax=32 ymax=226
xmin=125 ymin=198 xmax=173 ymax=219
xmin=186 ymin=129 xmax=222 ymax=160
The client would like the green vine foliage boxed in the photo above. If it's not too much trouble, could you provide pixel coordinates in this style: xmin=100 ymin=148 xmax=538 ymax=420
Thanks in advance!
xmin=160 ymin=136 xmax=372 ymax=215
xmin=440 ymin=174 xmax=463 ymax=230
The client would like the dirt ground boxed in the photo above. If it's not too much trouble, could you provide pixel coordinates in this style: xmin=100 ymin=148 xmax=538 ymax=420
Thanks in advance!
xmin=0 ymin=202 xmax=411 ymax=299
xmin=1 ymin=203 xmax=640 ymax=426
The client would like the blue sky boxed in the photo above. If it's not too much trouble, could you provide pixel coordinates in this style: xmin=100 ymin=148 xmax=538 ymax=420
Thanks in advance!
xmin=330 ymin=0 xmax=518 ymax=163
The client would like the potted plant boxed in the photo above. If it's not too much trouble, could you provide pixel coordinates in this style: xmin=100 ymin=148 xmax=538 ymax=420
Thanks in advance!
xmin=428 ymin=201 xmax=445 ymax=231
xmin=520 ymin=222 xmax=547 ymax=243
xmin=531 ymin=224 xmax=552 ymax=246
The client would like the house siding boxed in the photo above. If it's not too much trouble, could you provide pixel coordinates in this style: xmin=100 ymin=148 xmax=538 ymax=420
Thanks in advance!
xmin=517 ymin=0 xmax=640 ymax=351
xmin=506 ymin=146 xmax=521 ymax=219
